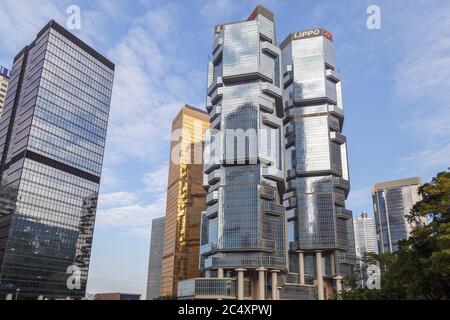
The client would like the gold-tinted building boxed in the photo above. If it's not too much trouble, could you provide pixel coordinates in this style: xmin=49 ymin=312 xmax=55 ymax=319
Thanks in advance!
xmin=160 ymin=105 xmax=210 ymax=297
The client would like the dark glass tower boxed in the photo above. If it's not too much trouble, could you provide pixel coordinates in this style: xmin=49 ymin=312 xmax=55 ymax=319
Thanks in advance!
xmin=0 ymin=20 xmax=114 ymax=299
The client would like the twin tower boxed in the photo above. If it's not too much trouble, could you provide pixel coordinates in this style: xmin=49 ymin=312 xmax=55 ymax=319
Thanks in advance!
xmin=161 ymin=5 xmax=354 ymax=301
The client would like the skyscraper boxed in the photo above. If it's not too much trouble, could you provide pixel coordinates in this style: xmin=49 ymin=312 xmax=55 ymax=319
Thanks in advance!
xmin=0 ymin=65 xmax=11 ymax=117
xmin=372 ymin=177 xmax=424 ymax=253
xmin=353 ymin=212 xmax=378 ymax=287
xmin=0 ymin=20 xmax=114 ymax=299
xmin=281 ymin=28 xmax=355 ymax=299
xmin=146 ymin=217 xmax=165 ymax=300
xmin=181 ymin=5 xmax=287 ymax=301
xmin=177 ymin=6 xmax=355 ymax=301
xmin=354 ymin=212 xmax=378 ymax=258
xmin=160 ymin=105 xmax=210 ymax=297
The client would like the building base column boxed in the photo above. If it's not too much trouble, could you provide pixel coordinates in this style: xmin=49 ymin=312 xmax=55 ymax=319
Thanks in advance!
xmin=271 ymin=270 xmax=280 ymax=300
xmin=257 ymin=267 xmax=267 ymax=300
xmin=297 ymin=250 xmax=305 ymax=285
xmin=218 ymin=268 xmax=224 ymax=279
xmin=334 ymin=276 xmax=343 ymax=299
xmin=235 ymin=268 xmax=246 ymax=300
xmin=316 ymin=250 xmax=324 ymax=300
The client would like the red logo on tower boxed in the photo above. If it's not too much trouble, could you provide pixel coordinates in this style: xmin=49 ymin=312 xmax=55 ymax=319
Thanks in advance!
xmin=323 ymin=31 xmax=333 ymax=41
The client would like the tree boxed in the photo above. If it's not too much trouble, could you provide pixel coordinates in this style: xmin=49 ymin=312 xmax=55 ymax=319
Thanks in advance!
xmin=343 ymin=171 xmax=450 ymax=300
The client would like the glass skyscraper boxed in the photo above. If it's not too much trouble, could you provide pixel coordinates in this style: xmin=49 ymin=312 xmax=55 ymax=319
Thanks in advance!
xmin=280 ymin=28 xmax=355 ymax=300
xmin=179 ymin=6 xmax=287 ymax=301
xmin=177 ymin=6 xmax=354 ymax=301
xmin=0 ymin=20 xmax=114 ymax=299
xmin=146 ymin=217 xmax=165 ymax=300
xmin=372 ymin=177 xmax=424 ymax=253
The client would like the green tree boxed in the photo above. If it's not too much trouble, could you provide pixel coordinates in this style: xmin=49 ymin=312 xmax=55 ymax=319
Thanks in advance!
xmin=343 ymin=171 xmax=450 ymax=300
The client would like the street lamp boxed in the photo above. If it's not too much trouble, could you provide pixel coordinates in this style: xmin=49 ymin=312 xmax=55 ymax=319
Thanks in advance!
xmin=15 ymin=288 xmax=21 ymax=300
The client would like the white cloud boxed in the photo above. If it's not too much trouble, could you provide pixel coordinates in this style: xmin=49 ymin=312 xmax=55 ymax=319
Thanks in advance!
xmin=143 ymin=165 xmax=168 ymax=194
xmin=98 ymin=192 xmax=140 ymax=208
xmin=99 ymin=167 xmax=121 ymax=191
xmin=389 ymin=2 xmax=450 ymax=176
xmin=397 ymin=142 xmax=450 ymax=178
xmin=104 ymin=4 xmax=204 ymax=165
xmin=0 ymin=0 xmax=65 ymax=60
xmin=96 ymin=195 xmax=165 ymax=235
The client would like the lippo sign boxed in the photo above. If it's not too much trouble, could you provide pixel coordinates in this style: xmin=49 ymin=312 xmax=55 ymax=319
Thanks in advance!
xmin=292 ymin=28 xmax=333 ymax=41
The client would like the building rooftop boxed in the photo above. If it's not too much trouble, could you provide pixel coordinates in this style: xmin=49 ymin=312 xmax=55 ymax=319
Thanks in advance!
xmin=14 ymin=20 xmax=114 ymax=70
xmin=373 ymin=177 xmax=422 ymax=192
xmin=214 ymin=5 xmax=274 ymax=33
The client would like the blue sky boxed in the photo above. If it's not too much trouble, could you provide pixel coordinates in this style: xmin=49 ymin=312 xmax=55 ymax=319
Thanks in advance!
xmin=0 ymin=0 xmax=449 ymax=297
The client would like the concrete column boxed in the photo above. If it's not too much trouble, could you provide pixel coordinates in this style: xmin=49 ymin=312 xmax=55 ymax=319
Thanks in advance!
xmin=218 ymin=268 xmax=224 ymax=279
xmin=330 ymin=251 xmax=336 ymax=276
xmin=256 ymin=267 xmax=266 ymax=300
xmin=297 ymin=250 xmax=305 ymax=285
xmin=6 ymin=293 xmax=12 ymax=300
xmin=235 ymin=268 xmax=246 ymax=300
xmin=334 ymin=276 xmax=343 ymax=299
xmin=315 ymin=250 xmax=324 ymax=300
xmin=37 ymin=295 xmax=44 ymax=300
xmin=271 ymin=270 xmax=280 ymax=300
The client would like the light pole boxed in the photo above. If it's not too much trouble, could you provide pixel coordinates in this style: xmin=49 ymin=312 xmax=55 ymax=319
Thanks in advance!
xmin=15 ymin=288 xmax=20 ymax=300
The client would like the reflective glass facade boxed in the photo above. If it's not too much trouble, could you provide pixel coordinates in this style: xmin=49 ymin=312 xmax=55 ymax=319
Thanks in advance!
xmin=201 ymin=7 xmax=287 ymax=277
xmin=160 ymin=106 xmax=210 ymax=297
xmin=281 ymin=29 xmax=355 ymax=284
xmin=0 ymin=21 xmax=114 ymax=299
xmin=146 ymin=217 xmax=165 ymax=300
xmin=372 ymin=177 xmax=424 ymax=253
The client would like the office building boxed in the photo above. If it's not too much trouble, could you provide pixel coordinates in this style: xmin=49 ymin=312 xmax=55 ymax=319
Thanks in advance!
xmin=160 ymin=105 xmax=210 ymax=297
xmin=95 ymin=293 xmax=141 ymax=300
xmin=353 ymin=212 xmax=378 ymax=287
xmin=179 ymin=6 xmax=288 ymax=301
xmin=281 ymin=27 xmax=355 ymax=299
xmin=146 ymin=217 xmax=165 ymax=300
xmin=0 ymin=66 xmax=11 ymax=117
xmin=373 ymin=177 xmax=424 ymax=253
xmin=0 ymin=20 xmax=114 ymax=299
xmin=354 ymin=212 xmax=378 ymax=258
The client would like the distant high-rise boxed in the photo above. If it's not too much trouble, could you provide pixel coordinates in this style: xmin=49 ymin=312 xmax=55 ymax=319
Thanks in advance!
xmin=354 ymin=212 xmax=378 ymax=258
xmin=160 ymin=105 xmax=210 ymax=297
xmin=146 ymin=217 xmax=165 ymax=300
xmin=0 ymin=20 xmax=114 ymax=299
xmin=281 ymin=27 xmax=355 ymax=299
xmin=373 ymin=177 xmax=424 ymax=253
xmin=0 ymin=65 xmax=11 ymax=117
xmin=353 ymin=212 xmax=378 ymax=287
